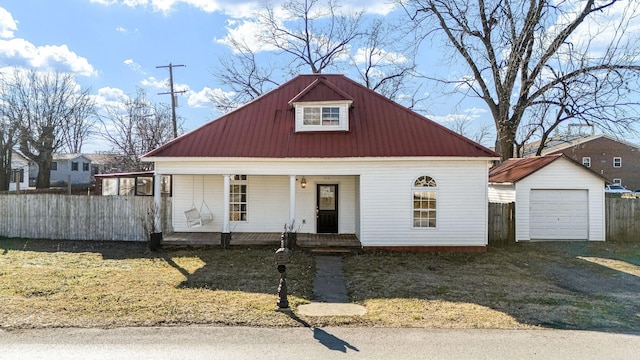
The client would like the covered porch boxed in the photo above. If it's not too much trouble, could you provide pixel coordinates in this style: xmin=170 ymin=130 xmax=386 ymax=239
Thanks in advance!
xmin=162 ymin=232 xmax=361 ymax=249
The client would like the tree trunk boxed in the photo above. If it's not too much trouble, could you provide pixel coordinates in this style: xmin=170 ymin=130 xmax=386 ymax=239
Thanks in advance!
xmin=36 ymin=153 xmax=52 ymax=189
xmin=0 ymin=147 xmax=11 ymax=191
xmin=495 ymin=126 xmax=517 ymax=161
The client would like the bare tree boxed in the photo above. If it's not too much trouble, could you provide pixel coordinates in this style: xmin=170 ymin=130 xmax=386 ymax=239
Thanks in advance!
xmin=446 ymin=116 xmax=492 ymax=145
xmin=0 ymin=84 xmax=20 ymax=190
xmin=99 ymin=88 xmax=179 ymax=172
xmin=2 ymin=70 xmax=95 ymax=188
xmin=211 ymin=37 xmax=281 ymax=113
xmin=402 ymin=0 xmax=640 ymax=160
xmin=349 ymin=18 xmax=422 ymax=105
xmin=212 ymin=0 xmax=422 ymax=111
xmin=260 ymin=0 xmax=364 ymax=75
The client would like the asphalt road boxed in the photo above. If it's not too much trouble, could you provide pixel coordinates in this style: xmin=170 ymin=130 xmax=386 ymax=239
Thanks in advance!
xmin=1 ymin=326 xmax=638 ymax=360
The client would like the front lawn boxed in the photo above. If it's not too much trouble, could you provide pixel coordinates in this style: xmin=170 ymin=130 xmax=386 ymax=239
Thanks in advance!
xmin=1 ymin=238 xmax=638 ymax=332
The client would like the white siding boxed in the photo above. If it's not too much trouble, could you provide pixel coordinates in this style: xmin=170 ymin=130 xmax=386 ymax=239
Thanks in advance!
xmin=172 ymin=175 xmax=224 ymax=232
xmin=155 ymin=157 xmax=492 ymax=247
xmin=171 ymin=174 xmax=357 ymax=234
xmin=359 ymin=161 xmax=489 ymax=247
xmin=488 ymin=183 xmax=516 ymax=203
xmin=50 ymin=156 xmax=92 ymax=185
xmin=515 ymin=158 xmax=605 ymax=241
xmin=9 ymin=155 xmax=29 ymax=191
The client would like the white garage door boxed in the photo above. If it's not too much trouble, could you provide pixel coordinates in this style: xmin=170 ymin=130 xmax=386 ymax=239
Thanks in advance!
xmin=529 ymin=190 xmax=589 ymax=240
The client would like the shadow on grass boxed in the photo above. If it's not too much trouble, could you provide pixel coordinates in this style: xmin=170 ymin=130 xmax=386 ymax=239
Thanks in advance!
xmin=163 ymin=247 xmax=315 ymax=299
xmin=0 ymin=237 xmax=314 ymax=297
xmin=284 ymin=310 xmax=359 ymax=353
xmin=0 ymin=237 xmax=152 ymax=259
xmin=343 ymin=241 xmax=640 ymax=335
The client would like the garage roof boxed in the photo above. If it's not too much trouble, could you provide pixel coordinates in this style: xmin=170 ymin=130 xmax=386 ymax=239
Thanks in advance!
xmin=489 ymin=154 xmax=606 ymax=183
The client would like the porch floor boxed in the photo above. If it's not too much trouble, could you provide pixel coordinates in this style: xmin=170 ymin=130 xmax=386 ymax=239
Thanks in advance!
xmin=162 ymin=232 xmax=361 ymax=249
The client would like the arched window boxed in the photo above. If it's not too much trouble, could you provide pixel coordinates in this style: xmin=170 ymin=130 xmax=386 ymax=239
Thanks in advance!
xmin=413 ymin=176 xmax=437 ymax=228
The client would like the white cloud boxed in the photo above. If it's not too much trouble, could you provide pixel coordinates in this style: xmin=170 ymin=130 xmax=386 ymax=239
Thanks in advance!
xmin=0 ymin=7 xmax=96 ymax=77
xmin=140 ymin=76 xmax=168 ymax=89
xmin=90 ymin=0 xmax=396 ymax=19
xmin=0 ymin=7 xmax=18 ymax=39
xmin=187 ymin=86 xmax=233 ymax=108
xmin=92 ymin=87 xmax=130 ymax=110
xmin=115 ymin=26 xmax=127 ymax=33
xmin=215 ymin=19 xmax=278 ymax=53
xmin=352 ymin=47 xmax=408 ymax=66
xmin=123 ymin=58 xmax=145 ymax=74
xmin=0 ymin=38 xmax=97 ymax=76
xmin=428 ymin=107 xmax=487 ymax=123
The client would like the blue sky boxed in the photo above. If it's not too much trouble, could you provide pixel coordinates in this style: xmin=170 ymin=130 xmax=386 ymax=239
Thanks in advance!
xmin=1 ymin=0 xmax=638 ymax=153
xmin=2 ymin=0 xmax=490 ymax=153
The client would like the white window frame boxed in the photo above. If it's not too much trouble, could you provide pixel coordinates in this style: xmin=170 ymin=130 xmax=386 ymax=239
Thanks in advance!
xmin=230 ymin=175 xmax=248 ymax=222
xmin=582 ymin=157 xmax=591 ymax=168
xmin=613 ymin=178 xmax=622 ymax=185
xmin=412 ymin=175 xmax=438 ymax=229
xmin=613 ymin=157 xmax=622 ymax=168
xmin=293 ymin=101 xmax=351 ymax=132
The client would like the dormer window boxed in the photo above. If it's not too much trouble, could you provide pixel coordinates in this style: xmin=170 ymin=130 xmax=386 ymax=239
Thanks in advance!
xmin=294 ymin=101 xmax=351 ymax=132
xmin=304 ymin=107 xmax=340 ymax=125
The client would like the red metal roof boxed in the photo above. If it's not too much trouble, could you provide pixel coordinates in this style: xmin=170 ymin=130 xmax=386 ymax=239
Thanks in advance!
xmin=144 ymin=74 xmax=498 ymax=159
xmin=488 ymin=154 xmax=563 ymax=183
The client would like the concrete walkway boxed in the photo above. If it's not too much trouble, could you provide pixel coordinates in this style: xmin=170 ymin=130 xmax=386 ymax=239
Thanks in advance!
xmin=297 ymin=255 xmax=366 ymax=316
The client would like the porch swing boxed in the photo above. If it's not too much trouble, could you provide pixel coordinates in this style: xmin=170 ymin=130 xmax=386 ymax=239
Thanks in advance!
xmin=184 ymin=175 xmax=214 ymax=228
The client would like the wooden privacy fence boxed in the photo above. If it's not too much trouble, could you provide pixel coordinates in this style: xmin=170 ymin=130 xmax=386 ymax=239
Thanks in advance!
xmin=2 ymin=194 xmax=638 ymax=244
xmin=488 ymin=198 xmax=640 ymax=245
xmin=606 ymin=197 xmax=640 ymax=242
xmin=488 ymin=202 xmax=515 ymax=247
xmin=0 ymin=194 xmax=172 ymax=242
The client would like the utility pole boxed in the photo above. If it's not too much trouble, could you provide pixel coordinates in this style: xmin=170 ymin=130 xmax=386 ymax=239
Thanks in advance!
xmin=156 ymin=63 xmax=186 ymax=139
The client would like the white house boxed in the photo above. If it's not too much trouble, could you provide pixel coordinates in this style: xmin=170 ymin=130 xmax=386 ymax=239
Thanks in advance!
xmin=143 ymin=74 xmax=499 ymax=251
xmin=489 ymin=154 xmax=606 ymax=241
xmin=49 ymin=154 xmax=93 ymax=186
xmin=9 ymin=150 xmax=31 ymax=191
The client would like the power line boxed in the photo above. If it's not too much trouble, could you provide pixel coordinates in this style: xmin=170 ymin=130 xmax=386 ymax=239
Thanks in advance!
xmin=156 ymin=63 xmax=186 ymax=139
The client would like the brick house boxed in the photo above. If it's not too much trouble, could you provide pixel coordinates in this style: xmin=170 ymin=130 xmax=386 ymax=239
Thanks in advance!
xmin=527 ymin=135 xmax=640 ymax=191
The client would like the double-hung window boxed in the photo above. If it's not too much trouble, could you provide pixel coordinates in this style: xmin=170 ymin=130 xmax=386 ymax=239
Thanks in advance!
xmin=412 ymin=176 xmax=437 ymax=228
xmin=294 ymin=101 xmax=351 ymax=132
xmin=613 ymin=157 xmax=622 ymax=168
xmin=230 ymin=175 xmax=247 ymax=221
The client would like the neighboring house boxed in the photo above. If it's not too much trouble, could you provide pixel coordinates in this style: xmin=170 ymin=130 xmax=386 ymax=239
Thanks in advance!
xmin=142 ymin=74 xmax=499 ymax=251
xmin=489 ymin=154 xmax=606 ymax=241
xmin=85 ymin=153 xmax=122 ymax=176
xmin=85 ymin=153 xmax=145 ymax=176
xmin=49 ymin=154 xmax=93 ymax=186
xmin=525 ymin=134 xmax=640 ymax=190
xmin=94 ymin=171 xmax=172 ymax=196
xmin=8 ymin=150 xmax=32 ymax=191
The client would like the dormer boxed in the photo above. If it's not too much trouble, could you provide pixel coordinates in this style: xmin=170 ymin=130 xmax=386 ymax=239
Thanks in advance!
xmin=289 ymin=77 xmax=353 ymax=132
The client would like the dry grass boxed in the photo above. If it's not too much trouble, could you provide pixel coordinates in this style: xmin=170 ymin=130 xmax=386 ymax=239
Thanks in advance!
xmin=345 ymin=242 xmax=640 ymax=332
xmin=1 ymin=238 xmax=639 ymax=332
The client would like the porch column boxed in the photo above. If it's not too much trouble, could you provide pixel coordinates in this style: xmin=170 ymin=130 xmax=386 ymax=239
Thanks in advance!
xmin=289 ymin=175 xmax=296 ymax=226
xmin=153 ymin=174 xmax=162 ymax=233
xmin=149 ymin=173 xmax=163 ymax=250
xmin=223 ymin=175 xmax=231 ymax=233
xmin=221 ymin=174 xmax=231 ymax=248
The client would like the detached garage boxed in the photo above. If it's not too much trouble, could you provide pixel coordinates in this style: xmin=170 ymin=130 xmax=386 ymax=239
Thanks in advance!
xmin=489 ymin=154 xmax=606 ymax=241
